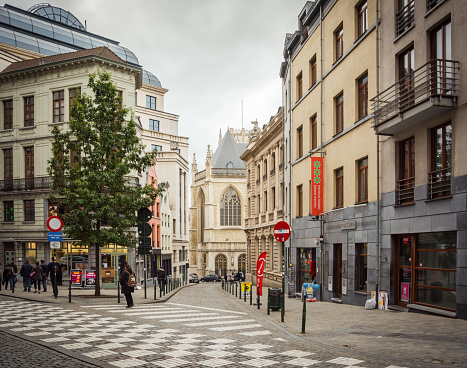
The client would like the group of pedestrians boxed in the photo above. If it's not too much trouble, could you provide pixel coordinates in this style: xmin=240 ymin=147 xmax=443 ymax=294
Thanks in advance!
xmin=2 ymin=258 xmax=62 ymax=297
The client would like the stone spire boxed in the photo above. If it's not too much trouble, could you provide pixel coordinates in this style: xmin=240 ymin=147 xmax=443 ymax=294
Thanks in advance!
xmin=192 ymin=153 xmax=198 ymax=174
xmin=219 ymin=129 xmax=222 ymax=145
xmin=205 ymin=145 xmax=213 ymax=166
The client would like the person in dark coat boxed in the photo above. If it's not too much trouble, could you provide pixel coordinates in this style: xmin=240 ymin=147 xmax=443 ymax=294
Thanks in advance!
xmin=119 ymin=264 xmax=135 ymax=308
xmin=32 ymin=261 xmax=43 ymax=293
xmin=157 ymin=267 xmax=166 ymax=290
xmin=2 ymin=263 xmax=13 ymax=290
xmin=11 ymin=261 xmax=18 ymax=285
xmin=46 ymin=257 xmax=62 ymax=298
xmin=20 ymin=260 xmax=33 ymax=292
xmin=40 ymin=260 xmax=47 ymax=292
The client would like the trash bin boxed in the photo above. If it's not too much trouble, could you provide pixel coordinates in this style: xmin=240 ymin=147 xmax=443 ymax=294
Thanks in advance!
xmin=268 ymin=287 xmax=282 ymax=311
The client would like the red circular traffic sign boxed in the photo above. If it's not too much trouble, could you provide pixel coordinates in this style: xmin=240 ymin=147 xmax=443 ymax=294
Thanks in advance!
xmin=47 ymin=216 xmax=63 ymax=232
xmin=274 ymin=221 xmax=290 ymax=242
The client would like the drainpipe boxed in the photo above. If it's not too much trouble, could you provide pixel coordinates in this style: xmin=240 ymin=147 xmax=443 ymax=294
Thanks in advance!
xmin=319 ymin=2 xmax=324 ymax=301
xmin=376 ymin=0 xmax=381 ymax=299
xmin=288 ymin=50 xmax=293 ymax=272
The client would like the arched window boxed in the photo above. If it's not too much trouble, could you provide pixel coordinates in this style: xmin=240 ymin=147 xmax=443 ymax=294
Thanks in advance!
xmin=226 ymin=161 xmax=234 ymax=169
xmin=215 ymin=254 xmax=227 ymax=276
xmin=220 ymin=187 xmax=241 ymax=226
xmin=198 ymin=190 xmax=205 ymax=243
xmin=238 ymin=254 xmax=246 ymax=274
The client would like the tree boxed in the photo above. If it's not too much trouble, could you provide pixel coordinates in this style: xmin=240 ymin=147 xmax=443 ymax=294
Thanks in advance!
xmin=47 ymin=68 xmax=164 ymax=296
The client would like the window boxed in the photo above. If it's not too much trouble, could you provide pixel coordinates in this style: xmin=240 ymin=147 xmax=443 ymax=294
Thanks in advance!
xmin=335 ymin=25 xmax=344 ymax=61
xmin=430 ymin=122 xmax=452 ymax=198
xmin=264 ymin=191 xmax=268 ymax=212
xmin=297 ymin=184 xmax=303 ymax=217
xmin=69 ymin=87 xmax=80 ymax=119
xmin=149 ymin=119 xmax=159 ymax=132
xmin=398 ymin=137 xmax=415 ymax=204
xmin=335 ymin=93 xmax=344 ymax=134
xmin=356 ymin=243 xmax=368 ymax=291
xmin=4 ymin=148 xmax=13 ymax=183
xmin=310 ymin=56 xmax=317 ymax=86
xmin=427 ymin=0 xmax=444 ymax=11
xmin=24 ymin=199 xmax=35 ymax=221
xmin=24 ymin=96 xmax=34 ymax=127
xmin=310 ymin=115 xmax=317 ymax=149
xmin=53 ymin=90 xmax=64 ymax=123
xmin=3 ymin=100 xmax=13 ymax=130
xmin=335 ymin=167 xmax=344 ymax=208
xmin=226 ymin=161 xmax=234 ymax=169
xmin=152 ymin=145 xmax=162 ymax=152
xmin=431 ymin=20 xmax=452 ymax=95
xmin=4 ymin=201 xmax=13 ymax=222
xmin=296 ymin=72 xmax=303 ymax=101
xmin=24 ymin=146 xmax=34 ymax=190
xmin=397 ymin=0 xmax=414 ymax=36
xmin=357 ymin=1 xmax=368 ymax=37
xmin=358 ymin=73 xmax=368 ymax=119
xmin=297 ymin=125 xmax=303 ymax=158
xmin=399 ymin=46 xmax=415 ymax=109
xmin=146 ymin=95 xmax=156 ymax=110
xmin=220 ymin=187 xmax=241 ymax=226
xmin=358 ymin=157 xmax=368 ymax=203
xmin=272 ymin=187 xmax=276 ymax=209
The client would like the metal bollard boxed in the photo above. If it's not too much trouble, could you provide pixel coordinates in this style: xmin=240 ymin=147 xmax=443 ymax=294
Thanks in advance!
xmin=154 ymin=280 xmax=156 ymax=300
xmin=0 ymin=274 xmax=2 ymax=291
xmin=117 ymin=278 xmax=120 ymax=304
xmin=267 ymin=292 xmax=270 ymax=315
xmin=301 ymin=295 xmax=306 ymax=333
xmin=250 ymin=288 xmax=252 ymax=305
xmin=235 ymin=282 xmax=238 ymax=297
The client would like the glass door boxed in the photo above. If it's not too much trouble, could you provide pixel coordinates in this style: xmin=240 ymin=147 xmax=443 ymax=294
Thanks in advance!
xmin=396 ymin=235 xmax=413 ymax=306
xmin=333 ymin=244 xmax=342 ymax=298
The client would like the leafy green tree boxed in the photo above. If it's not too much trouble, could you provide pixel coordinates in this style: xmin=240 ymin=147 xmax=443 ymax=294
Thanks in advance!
xmin=47 ymin=68 xmax=164 ymax=296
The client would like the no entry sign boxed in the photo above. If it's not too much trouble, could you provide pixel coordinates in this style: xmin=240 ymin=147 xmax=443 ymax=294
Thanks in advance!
xmin=274 ymin=221 xmax=290 ymax=242
xmin=47 ymin=216 xmax=63 ymax=232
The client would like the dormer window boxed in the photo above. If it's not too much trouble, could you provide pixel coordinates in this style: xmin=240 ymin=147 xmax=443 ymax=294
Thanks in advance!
xmin=226 ymin=162 xmax=234 ymax=169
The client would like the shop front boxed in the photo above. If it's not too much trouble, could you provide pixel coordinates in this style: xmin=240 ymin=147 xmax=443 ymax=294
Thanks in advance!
xmin=395 ymin=232 xmax=456 ymax=312
xmin=297 ymin=247 xmax=316 ymax=287
xmin=101 ymin=244 xmax=130 ymax=288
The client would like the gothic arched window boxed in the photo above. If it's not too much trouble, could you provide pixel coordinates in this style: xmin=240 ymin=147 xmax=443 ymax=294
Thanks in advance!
xmin=220 ymin=187 xmax=241 ymax=226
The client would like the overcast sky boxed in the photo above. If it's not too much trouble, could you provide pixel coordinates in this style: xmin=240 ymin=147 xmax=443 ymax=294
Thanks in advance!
xmin=9 ymin=0 xmax=305 ymax=171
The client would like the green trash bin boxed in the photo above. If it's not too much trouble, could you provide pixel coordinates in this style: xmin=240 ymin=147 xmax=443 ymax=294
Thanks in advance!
xmin=268 ymin=288 xmax=281 ymax=311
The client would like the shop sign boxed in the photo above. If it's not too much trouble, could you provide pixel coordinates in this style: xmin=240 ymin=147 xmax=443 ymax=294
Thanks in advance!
xmin=403 ymin=237 xmax=409 ymax=244
xmin=85 ymin=270 xmax=96 ymax=288
xmin=241 ymin=282 xmax=252 ymax=298
xmin=287 ymin=266 xmax=295 ymax=297
xmin=328 ymin=276 xmax=333 ymax=291
xmin=342 ymin=278 xmax=347 ymax=295
xmin=311 ymin=157 xmax=324 ymax=216
xmin=256 ymin=252 xmax=267 ymax=296
xmin=50 ymin=241 xmax=61 ymax=249
xmin=401 ymin=282 xmax=410 ymax=302
xmin=340 ymin=220 xmax=357 ymax=231
xmin=70 ymin=269 xmax=83 ymax=288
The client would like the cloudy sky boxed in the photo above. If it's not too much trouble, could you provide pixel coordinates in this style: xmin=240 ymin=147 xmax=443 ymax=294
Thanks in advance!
xmin=9 ymin=0 xmax=306 ymax=170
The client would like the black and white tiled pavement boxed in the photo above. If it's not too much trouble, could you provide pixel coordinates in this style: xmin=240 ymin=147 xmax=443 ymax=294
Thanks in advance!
xmin=0 ymin=300 xmax=408 ymax=368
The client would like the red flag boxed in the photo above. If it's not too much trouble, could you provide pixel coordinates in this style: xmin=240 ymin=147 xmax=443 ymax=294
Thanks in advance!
xmin=256 ymin=251 xmax=267 ymax=296
xmin=311 ymin=157 xmax=324 ymax=216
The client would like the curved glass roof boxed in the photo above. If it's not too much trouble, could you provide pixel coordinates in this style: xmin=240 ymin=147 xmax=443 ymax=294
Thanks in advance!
xmin=28 ymin=4 xmax=85 ymax=30
xmin=0 ymin=6 xmax=139 ymax=65
xmin=142 ymin=70 xmax=162 ymax=88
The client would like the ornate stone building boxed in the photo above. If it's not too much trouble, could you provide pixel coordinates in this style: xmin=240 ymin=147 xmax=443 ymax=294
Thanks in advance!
xmin=189 ymin=129 xmax=249 ymax=278
xmin=241 ymin=109 xmax=284 ymax=287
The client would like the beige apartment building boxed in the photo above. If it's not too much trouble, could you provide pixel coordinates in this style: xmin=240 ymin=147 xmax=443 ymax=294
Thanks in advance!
xmin=189 ymin=129 xmax=248 ymax=278
xmin=281 ymin=0 xmax=379 ymax=304
xmin=241 ymin=109 xmax=284 ymax=287
xmin=373 ymin=0 xmax=467 ymax=318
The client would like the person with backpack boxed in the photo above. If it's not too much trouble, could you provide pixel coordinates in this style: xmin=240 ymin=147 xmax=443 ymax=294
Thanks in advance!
xmin=31 ymin=261 xmax=43 ymax=293
xmin=46 ymin=257 xmax=62 ymax=298
xmin=11 ymin=261 xmax=18 ymax=285
xmin=2 ymin=263 xmax=13 ymax=290
xmin=120 ymin=264 xmax=136 ymax=308
xmin=20 ymin=260 xmax=33 ymax=292
xmin=40 ymin=260 xmax=47 ymax=292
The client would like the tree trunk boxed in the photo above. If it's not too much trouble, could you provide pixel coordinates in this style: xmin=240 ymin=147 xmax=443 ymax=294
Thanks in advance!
xmin=94 ymin=244 xmax=101 ymax=296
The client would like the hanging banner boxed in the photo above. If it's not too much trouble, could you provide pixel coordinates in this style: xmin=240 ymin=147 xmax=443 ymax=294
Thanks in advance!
xmin=84 ymin=269 xmax=96 ymax=288
xmin=311 ymin=157 xmax=324 ymax=216
xmin=70 ymin=269 xmax=83 ymax=288
xmin=256 ymin=251 xmax=267 ymax=296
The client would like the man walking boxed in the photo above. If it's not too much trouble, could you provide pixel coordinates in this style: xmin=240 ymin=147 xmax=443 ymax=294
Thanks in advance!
xmin=157 ymin=267 xmax=166 ymax=291
xmin=19 ymin=260 xmax=33 ymax=292
xmin=40 ymin=260 xmax=47 ymax=292
xmin=46 ymin=257 xmax=62 ymax=298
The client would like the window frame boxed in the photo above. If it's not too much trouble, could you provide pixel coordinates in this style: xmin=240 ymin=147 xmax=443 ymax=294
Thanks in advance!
xmin=398 ymin=136 xmax=415 ymax=204
xmin=335 ymin=167 xmax=344 ymax=208
xmin=311 ymin=115 xmax=317 ymax=149
xmin=297 ymin=184 xmax=303 ymax=217
xmin=296 ymin=72 xmax=303 ymax=101
xmin=23 ymin=199 xmax=35 ymax=222
xmin=357 ymin=157 xmax=368 ymax=203
xmin=69 ymin=87 xmax=80 ymax=120
xmin=356 ymin=243 xmax=368 ymax=292
xmin=3 ymin=200 xmax=13 ymax=222
xmin=335 ymin=92 xmax=344 ymax=134
xmin=357 ymin=1 xmax=368 ymax=38
xmin=146 ymin=95 xmax=156 ymax=110
xmin=430 ymin=122 xmax=452 ymax=198
xmin=24 ymin=96 xmax=34 ymax=127
xmin=149 ymin=119 xmax=160 ymax=132
xmin=4 ymin=148 xmax=13 ymax=181
xmin=358 ymin=73 xmax=369 ymax=120
xmin=53 ymin=90 xmax=65 ymax=123
xmin=297 ymin=125 xmax=303 ymax=158
xmin=152 ymin=145 xmax=162 ymax=152
xmin=3 ymin=99 xmax=13 ymax=130
xmin=335 ymin=25 xmax=344 ymax=61
xmin=220 ymin=187 xmax=242 ymax=227
xmin=310 ymin=55 xmax=317 ymax=86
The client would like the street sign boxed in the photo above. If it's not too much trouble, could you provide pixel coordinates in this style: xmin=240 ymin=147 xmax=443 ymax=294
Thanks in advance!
xmin=138 ymin=222 xmax=152 ymax=238
xmin=138 ymin=238 xmax=151 ymax=246
xmin=274 ymin=221 xmax=291 ymax=242
xmin=47 ymin=216 xmax=63 ymax=232
xmin=48 ymin=232 xmax=62 ymax=241
xmin=137 ymin=245 xmax=152 ymax=255
xmin=50 ymin=241 xmax=61 ymax=249
xmin=137 ymin=208 xmax=152 ymax=222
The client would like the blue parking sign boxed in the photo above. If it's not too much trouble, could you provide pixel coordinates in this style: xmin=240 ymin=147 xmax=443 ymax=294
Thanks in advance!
xmin=48 ymin=232 xmax=62 ymax=241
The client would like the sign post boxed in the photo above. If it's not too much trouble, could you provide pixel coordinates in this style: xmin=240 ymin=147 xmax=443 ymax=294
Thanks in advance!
xmin=47 ymin=216 xmax=63 ymax=258
xmin=274 ymin=221 xmax=291 ymax=323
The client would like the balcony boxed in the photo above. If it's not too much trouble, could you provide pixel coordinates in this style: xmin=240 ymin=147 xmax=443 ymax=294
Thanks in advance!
xmin=0 ymin=177 xmax=52 ymax=192
xmin=396 ymin=177 xmax=414 ymax=205
xmin=372 ymin=59 xmax=459 ymax=135
xmin=270 ymin=168 xmax=276 ymax=177
xmin=263 ymin=174 xmax=267 ymax=181
xmin=429 ymin=168 xmax=451 ymax=199
xmin=279 ymin=163 xmax=283 ymax=170
xmin=256 ymin=178 xmax=260 ymax=185
xmin=247 ymin=182 xmax=250 ymax=189
xmin=396 ymin=0 xmax=414 ymax=37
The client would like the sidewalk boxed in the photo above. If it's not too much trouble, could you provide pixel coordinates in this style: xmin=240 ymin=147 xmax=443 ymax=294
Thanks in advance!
xmin=223 ymin=283 xmax=467 ymax=368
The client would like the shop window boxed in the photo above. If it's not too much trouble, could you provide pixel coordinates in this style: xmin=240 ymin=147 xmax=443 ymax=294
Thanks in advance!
xmin=298 ymin=248 xmax=316 ymax=286
xmin=356 ymin=243 xmax=368 ymax=291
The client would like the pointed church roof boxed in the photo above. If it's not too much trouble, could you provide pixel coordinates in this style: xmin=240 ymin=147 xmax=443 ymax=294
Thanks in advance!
xmin=212 ymin=129 xmax=247 ymax=169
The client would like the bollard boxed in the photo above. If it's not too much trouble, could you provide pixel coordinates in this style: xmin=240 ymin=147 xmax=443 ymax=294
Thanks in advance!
xmin=0 ymin=274 xmax=2 ymax=291
xmin=154 ymin=279 xmax=156 ymax=300
xmin=244 ymin=285 xmax=247 ymax=302
xmin=267 ymin=292 xmax=270 ymax=315
xmin=250 ymin=287 xmax=253 ymax=305
xmin=257 ymin=287 xmax=260 ymax=310
xmin=222 ymin=280 xmax=224 ymax=290
xmin=160 ymin=281 xmax=163 ymax=298
xmin=68 ymin=280 xmax=71 ymax=303
xmin=301 ymin=294 xmax=306 ymax=333
xmin=117 ymin=278 xmax=120 ymax=304
xmin=239 ymin=283 xmax=242 ymax=299
xmin=235 ymin=282 xmax=238 ymax=297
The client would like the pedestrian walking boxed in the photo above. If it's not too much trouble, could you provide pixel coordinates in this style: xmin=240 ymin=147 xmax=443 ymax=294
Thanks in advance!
xmin=11 ymin=261 xmax=18 ymax=285
xmin=40 ymin=260 xmax=47 ymax=292
xmin=31 ymin=261 xmax=43 ymax=293
xmin=120 ymin=264 xmax=136 ymax=308
xmin=46 ymin=257 xmax=62 ymax=298
xmin=2 ymin=263 xmax=13 ymax=290
xmin=19 ymin=260 xmax=33 ymax=292
xmin=157 ymin=267 xmax=166 ymax=290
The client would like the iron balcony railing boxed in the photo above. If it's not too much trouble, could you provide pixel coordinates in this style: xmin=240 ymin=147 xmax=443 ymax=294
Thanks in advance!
xmin=263 ymin=174 xmax=267 ymax=181
xmin=396 ymin=177 xmax=415 ymax=205
xmin=371 ymin=59 xmax=459 ymax=127
xmin=429 ymin=168 xmax=451 ymax=199
xmin=256 ymin=178 xmax=260 ymax=185
xmin=396 ymin=0 xmax=414 ymax=36
xmin=270 ymin=168 xmax=276 ymax=176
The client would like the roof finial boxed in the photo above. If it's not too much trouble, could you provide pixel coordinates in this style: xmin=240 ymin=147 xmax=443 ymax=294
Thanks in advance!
xmin=192 ymin=153 xmax=198 ymax=174
xmin=206 ymin=145 xmax=213 ymax=166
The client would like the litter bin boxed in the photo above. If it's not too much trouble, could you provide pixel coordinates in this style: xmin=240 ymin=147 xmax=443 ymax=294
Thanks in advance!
xmin=268 ymin=287 xmax=282 ymax=311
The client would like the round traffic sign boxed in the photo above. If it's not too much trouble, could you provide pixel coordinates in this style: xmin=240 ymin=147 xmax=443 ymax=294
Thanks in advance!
xmin=274 ymin=221 xmax=291 ymax=242
xmin=47 ymin=216 xmax=63 ymax=232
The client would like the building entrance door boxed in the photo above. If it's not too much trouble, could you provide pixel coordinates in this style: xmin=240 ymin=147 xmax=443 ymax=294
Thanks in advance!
xmin=333 ymin=244 xmax=342 ymax=298
xmin=395 ymin=235 xmax=414 ymax=306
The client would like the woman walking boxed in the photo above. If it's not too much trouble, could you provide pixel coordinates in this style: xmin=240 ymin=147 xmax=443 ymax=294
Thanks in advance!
xmin=119 ymin=264 xmax=136 ymax=308
xmin=32 ymin=261 xmax=43 ymax=293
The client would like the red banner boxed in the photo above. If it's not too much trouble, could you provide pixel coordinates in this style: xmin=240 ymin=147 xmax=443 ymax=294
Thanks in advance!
xmin=256 ymin=251 xmax=267 ymax=296
xmin=311 ymin=157 xmax=324 ymax=216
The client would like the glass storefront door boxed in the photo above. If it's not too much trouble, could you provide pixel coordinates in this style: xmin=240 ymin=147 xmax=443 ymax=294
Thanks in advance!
xmin=298 ymin=248 xmax=316 ymax=286
xmin=396 ymin=236 xmax=413 ymax=306
xmin=101 ymin=245 xmax=128 ymax=288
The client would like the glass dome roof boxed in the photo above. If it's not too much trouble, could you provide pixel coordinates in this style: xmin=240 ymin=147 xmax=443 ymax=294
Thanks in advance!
xmin=142 ymin=70 xmax=162 ymax=88
xmin=28 ymin=4 xmax=84 ymax=30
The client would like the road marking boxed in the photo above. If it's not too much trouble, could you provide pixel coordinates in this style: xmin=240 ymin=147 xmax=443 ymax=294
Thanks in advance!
xmin=163 ymin=316 xmax=239 ymax=323
xmin=184 ymin=319 xmax=256 ymax=327
xmin=210 ymin=324 xmax=263 ymax=331
xmin=140 ymin=312 xmax=219 ymax=319
xmin=166 ymin=302 xmax=247 ymax=315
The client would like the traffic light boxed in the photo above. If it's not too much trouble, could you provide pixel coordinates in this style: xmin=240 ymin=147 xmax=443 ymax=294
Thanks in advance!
xmin=137 ymin=207 xmax=152 ymax=255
